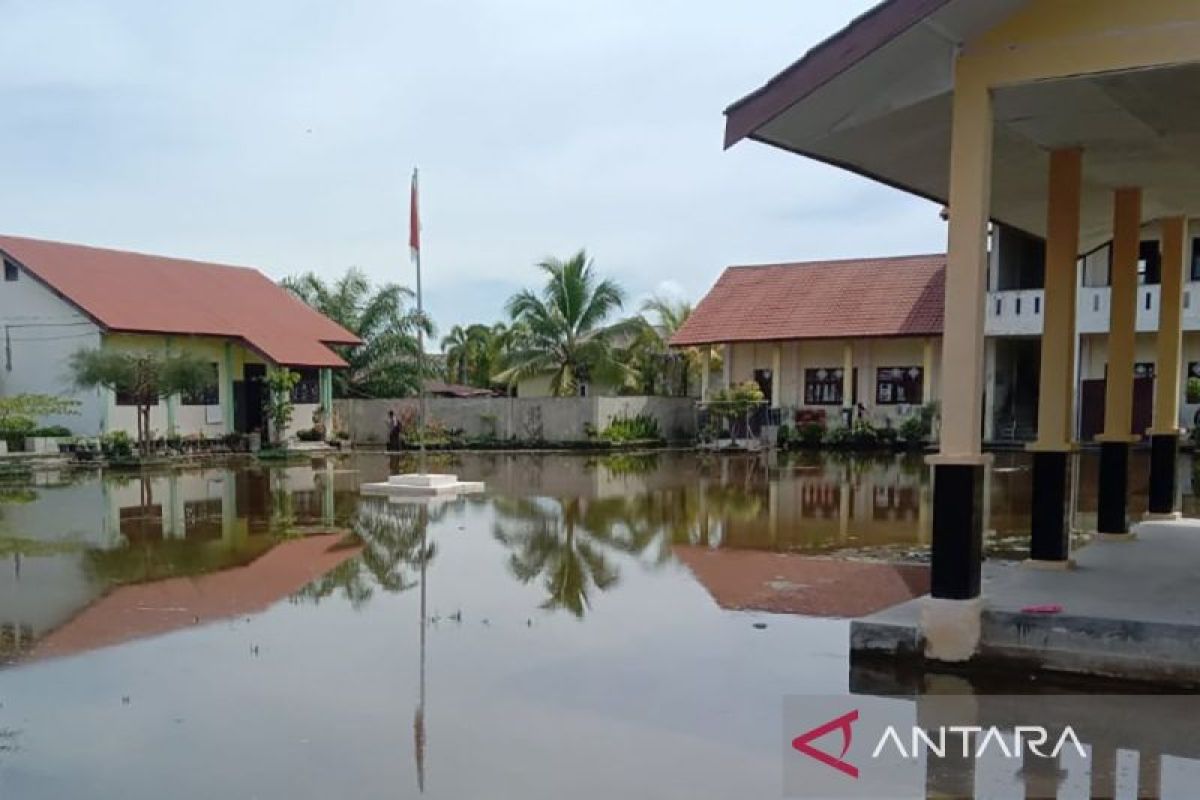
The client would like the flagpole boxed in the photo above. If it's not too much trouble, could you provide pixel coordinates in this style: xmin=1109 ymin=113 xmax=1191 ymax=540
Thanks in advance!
xmin=412 ymin=167 xmax=427 ymax=475
xmin=416 ymin=240 xmax=427 ymax=476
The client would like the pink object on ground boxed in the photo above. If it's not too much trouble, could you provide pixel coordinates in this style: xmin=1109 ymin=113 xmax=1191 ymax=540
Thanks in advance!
xmin=1020 ymin=604 xmax=1063 ymax=614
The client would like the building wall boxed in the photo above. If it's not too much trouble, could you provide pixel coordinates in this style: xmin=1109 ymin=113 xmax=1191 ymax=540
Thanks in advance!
xmin=0 ymin=264 xmax=105 ymax=434
xmin=102 ymin=333 xmax=235 ymax=439
xmin=724 ymin=337 xmax=939 ymax=426
xmin=1077 ymin=331 xmax=1200 ymax=429
xmin=337 ymin=396 xmax=697 ymax=444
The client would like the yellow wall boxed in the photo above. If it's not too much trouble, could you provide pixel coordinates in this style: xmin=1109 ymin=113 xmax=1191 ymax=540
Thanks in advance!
xmin=1078 ymin=331 xmax=1200 ymax=429
xmin=727 ymin=337 xmax=939 ymax=425
xmin=101 ymin=333 xmax=319 ymax=440
xmin=964 ymin=0 xmax=1200 ymax=86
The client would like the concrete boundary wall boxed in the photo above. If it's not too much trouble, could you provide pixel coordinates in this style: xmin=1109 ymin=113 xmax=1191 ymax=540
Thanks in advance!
xmin=336 ymin=396 xmax=696 ymax=445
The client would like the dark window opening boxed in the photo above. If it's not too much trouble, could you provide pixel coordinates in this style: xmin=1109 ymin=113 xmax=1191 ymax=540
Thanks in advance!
xmin=290 ymin=368 xmax=320 ymax=404
xmin=753 ymin=368 xmax=773 ymax=405
xmin=996 ymin=226 xmax=1046 ymax=290
xmin=804 ymin=368 xmax=858 ymax=406
xmin=1140 ymin=240 xmax=1162 ymax=285
xmin=876 ymin=367 xmax=924 ymax=406
xmin=3 ymin=260 xmax=17 ymax=282
xmin=115 ymin=389 xmax=159 ymax=407
xmin=181 ymin=363 xmax=220 ymax=406
xmin=1191 ymin=238 xmax=1200 ymax=281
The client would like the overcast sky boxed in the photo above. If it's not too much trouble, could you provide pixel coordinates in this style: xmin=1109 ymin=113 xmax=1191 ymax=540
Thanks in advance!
xmin=0 ymin=0 xmax=945 ymax=337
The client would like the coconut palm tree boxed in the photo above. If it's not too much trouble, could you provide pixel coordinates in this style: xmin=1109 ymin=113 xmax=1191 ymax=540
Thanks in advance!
xmin=439 ymin=324 xmax=476 ymax=385
xmin=282 ymin=268 xmax=433 ymax=398
xmin=637 ymin=296 xmax=719 ymax=397
xmin=496 ymin=251 xmax=635 ymax=396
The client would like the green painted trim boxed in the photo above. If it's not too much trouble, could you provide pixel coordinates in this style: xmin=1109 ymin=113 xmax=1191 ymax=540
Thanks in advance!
xmin=223 ymin=342 xmax=236 ymax=434
xmin=319 ymin=367 xmax=333 ymax=419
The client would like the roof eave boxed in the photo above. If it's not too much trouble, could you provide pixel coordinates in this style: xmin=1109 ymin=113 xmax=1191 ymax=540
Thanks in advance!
xmin=723 ymin=0 xmax=952 ymax=150
xmin=670 ymin=330 xmax=943 ymax=349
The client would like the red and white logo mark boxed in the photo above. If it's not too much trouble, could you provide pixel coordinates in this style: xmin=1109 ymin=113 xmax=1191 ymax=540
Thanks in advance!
xmin=791 ymin=709 xmax=860 ymax=779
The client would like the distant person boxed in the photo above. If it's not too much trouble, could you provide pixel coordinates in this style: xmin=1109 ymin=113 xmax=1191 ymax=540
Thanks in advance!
xmin=387 ymin=409 xmax=401 ymax=451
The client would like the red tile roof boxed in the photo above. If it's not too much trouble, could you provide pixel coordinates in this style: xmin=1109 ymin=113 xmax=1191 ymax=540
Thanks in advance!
xmin=29 ymin=534 xmax=361 ymax=662
xmin=670 ymin=254 xmax=945 ymax=347
xmin=673 ymin=546 xmax=929 ymax=618
xmin=0 ymin=235 xmax=362 ymax=367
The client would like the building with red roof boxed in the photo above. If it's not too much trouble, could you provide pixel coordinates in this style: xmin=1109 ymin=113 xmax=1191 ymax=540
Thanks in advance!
xmin=0 ymin=235 xmax=361 ymax=440
xmin=673 ymin=253 xmax=945 ymax=427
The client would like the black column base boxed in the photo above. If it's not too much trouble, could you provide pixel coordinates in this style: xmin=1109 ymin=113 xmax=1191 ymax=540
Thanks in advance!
xmin=1097 ymin=441 xmax=1131 ymax=534
xmin=1148 ymin=433 xmax=1180 ymax=516
xmin=1030 ymin=450 xmax=1070 ymax=562
xmin=930 ymin=463 xmax=984 ymax=600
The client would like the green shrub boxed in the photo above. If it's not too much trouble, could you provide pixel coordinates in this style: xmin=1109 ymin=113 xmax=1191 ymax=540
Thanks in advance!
xmin=898 ymin=403 xmax=938 ymax=445
xmin=823 ymin=425 xmax=850 ymax=446
xmin=295 ymin=428 xmax=324 ymax=442
xmin=600 ymin=413 xmax=662 ymax=443
xmin=898 ymin=415 xmax=925 ymax=443
xmin=100 ymin=430 xmax=135 ymax=460
xmin=876 ymin=426 xmax=899 ymax=447
xmin=31 ymin=425 xmax=71 ymax=437
xmin=797 ymin=422 xmax=826 ymax=446
xmin=849 ymin=420 xmax=878 ymax=447
xmin=776 ymin=424 xmax=794 ymax=450
xmin=824 ymin=420 xmax=880 ymax=448
xmin=1188 ymin=377 xmax=1200 ymax=404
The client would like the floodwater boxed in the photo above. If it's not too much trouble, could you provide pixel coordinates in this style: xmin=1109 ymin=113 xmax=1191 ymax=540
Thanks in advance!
xmin=0 ymin=450 xmax=1195 ymax=798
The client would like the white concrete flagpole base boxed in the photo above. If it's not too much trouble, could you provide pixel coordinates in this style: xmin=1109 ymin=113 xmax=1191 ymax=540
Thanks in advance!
xmin=361 ymin=473 xmax=485 ymax=498
xmin=921 ymin=596 xmax=983 ymax=663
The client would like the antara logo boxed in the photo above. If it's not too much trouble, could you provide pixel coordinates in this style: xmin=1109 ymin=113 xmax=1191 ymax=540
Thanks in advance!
xmin=791 ymin=710 xmax=860 ymax=778
xmin=792 ymin=710 xmax=1088 ymax=780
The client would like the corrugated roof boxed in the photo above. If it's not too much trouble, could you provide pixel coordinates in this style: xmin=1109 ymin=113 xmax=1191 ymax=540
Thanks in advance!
xmin=0 ymin=235 xmax=361 ymax=367
xmin=670 ymin=253 xmax=945 ymax=347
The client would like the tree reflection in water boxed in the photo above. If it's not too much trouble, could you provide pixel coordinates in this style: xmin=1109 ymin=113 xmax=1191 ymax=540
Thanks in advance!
xmin=294 ymin=497 xmax=437 ymax=609
xmin=490 ymin=455 xmax=785 ymax=616
xmin=492 ymin=495 xmax=626 ymax=618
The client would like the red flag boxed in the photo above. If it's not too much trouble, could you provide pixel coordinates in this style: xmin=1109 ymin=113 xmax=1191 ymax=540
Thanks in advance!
xmin=409 ymin=168 xmax=421 ymax=261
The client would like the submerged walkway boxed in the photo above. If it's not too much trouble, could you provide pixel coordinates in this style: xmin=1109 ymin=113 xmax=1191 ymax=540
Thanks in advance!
xmin=853 ymin=519 xmax=1200 ymax=684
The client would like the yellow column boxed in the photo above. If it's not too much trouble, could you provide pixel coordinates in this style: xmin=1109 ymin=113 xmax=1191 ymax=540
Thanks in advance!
xmin=771 ymin=343 xmax=782 ymax=407
xmin=700 ymin=347 xmax=711 ymax=401
xmin=935 ymin=77 xmax=991 ymax=459
xmin=1099 ymin=188 xmax=1141 ymax=442
xmin=841 ymin=341 xmax=854 ymax=415
xmin=922 ymin=337 xmax=936 ymax=403
xmin=1030 ymin=149 xmax=1082 ymax=450
xmin=1152 ymin=217 xmax=1188 ymax=434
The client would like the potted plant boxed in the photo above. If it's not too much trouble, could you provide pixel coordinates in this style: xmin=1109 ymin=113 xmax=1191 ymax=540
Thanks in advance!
xmin=1187 ymin=376 xmax=1200 ymax=404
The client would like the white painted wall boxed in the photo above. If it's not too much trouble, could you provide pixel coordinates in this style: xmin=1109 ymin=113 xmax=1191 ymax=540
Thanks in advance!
xmin=0 ymin=263 xmax=104 ymax=434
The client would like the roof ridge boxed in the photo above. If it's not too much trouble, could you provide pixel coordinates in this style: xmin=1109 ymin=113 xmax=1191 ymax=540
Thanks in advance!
xmin=726 ymin=253 xmax=945 ymax=271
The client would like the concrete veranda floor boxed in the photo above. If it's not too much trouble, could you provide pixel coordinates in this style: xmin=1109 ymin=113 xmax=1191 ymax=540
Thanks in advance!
xmin=852 ymin=518 xmax=1200 ymax=684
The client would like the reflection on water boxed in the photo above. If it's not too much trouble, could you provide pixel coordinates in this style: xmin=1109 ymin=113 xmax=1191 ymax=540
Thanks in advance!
xmin=297 ymin=497 xmax=437 ymax=608
xmin=0 ymin=450 xmax=1196 ymax=798
xmin=2 ymin=449 xmax=1195 ymax=662
xmin=847 ymin=661 xmax=1195 ymax=798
